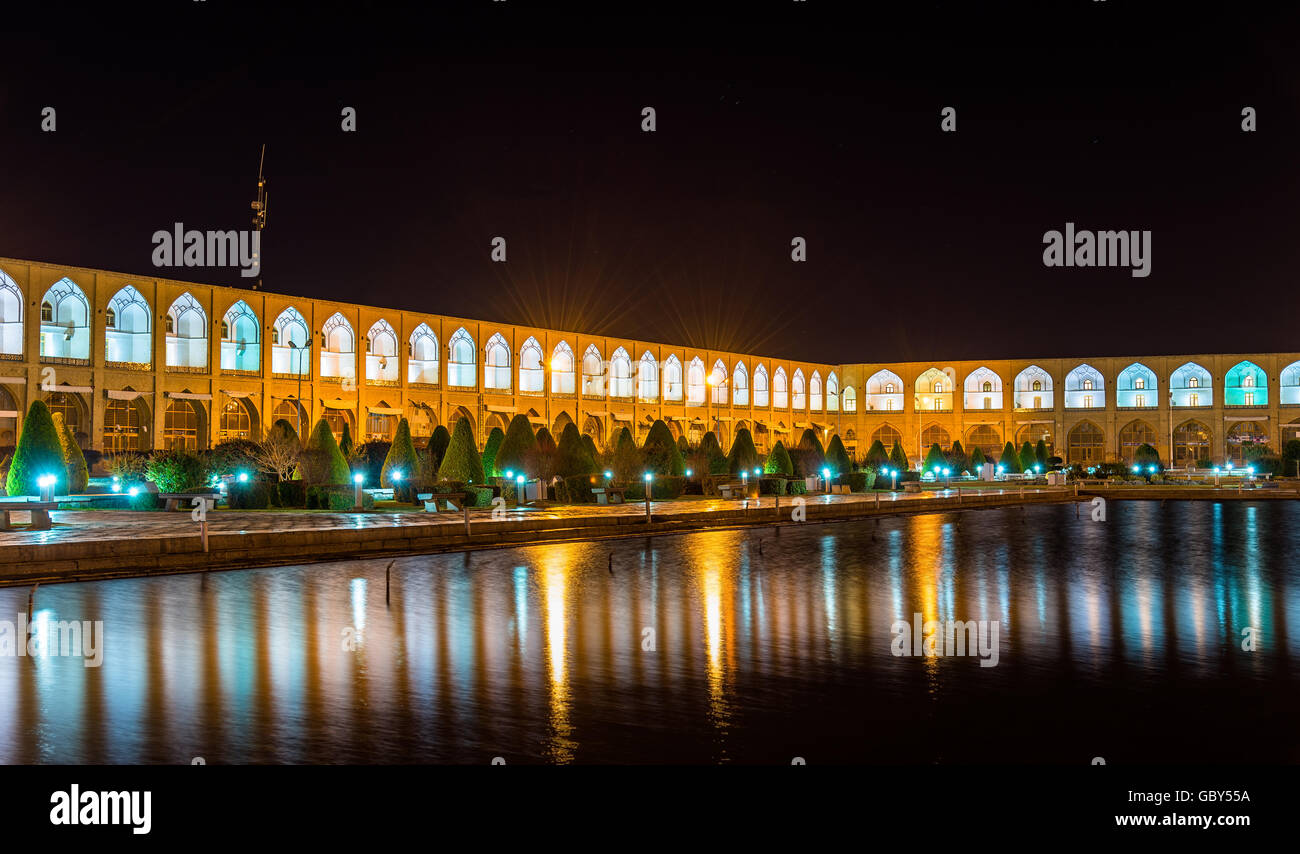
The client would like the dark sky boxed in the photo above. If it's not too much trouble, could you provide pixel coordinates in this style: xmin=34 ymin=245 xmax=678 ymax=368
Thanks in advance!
xmin=1 ymin=1 xmax=1296 ymax=365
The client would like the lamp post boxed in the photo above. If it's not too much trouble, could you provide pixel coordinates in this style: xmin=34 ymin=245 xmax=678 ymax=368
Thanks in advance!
xmin=1213 ymin=466 xmax=1221 ymax=487
xmin=821 ymin=466 xmax=830 ymax=493
xmin=643 ymin=472 xmax=653 ymax=522
xmin=353 ymin=472 xmax=364 ymax=510
xmin=290 ymin=339 xmax=312 ymax=438
xmin=391 ymin=469 xmax=403 ymax=502
xmin=37 ymin=474 xmax=56 ymax=503
xmin=516 ymin=473 xmax=526 ymax=506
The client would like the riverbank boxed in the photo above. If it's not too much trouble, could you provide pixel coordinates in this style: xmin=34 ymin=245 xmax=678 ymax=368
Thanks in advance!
xmin=0 ymin=487 xmax=1085 ymax=586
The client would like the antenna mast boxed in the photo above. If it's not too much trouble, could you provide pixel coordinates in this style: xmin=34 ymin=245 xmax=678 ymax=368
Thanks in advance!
xmin=250 ymin=145 xmax=268 ymax=290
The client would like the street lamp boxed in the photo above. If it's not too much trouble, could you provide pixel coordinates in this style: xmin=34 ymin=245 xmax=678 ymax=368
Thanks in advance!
xmin=37 ymin=474 xmax=57 ymax=502
xmin=821 ymin=466 xmax=831 ymax=493
xmin=353 ymin=471 xmax=365 ymax=510
xmin=882 ymin=466 xmax=898 ymax=490
xmin=1213 ymin=466 xmax=1221 ymax=487
xmin=643 ymin=472 xmax=653 ymax=521
xmin=516 ymin=473 xmax=526 ymax=505
xmin=943 ymin=466 xmax=951 ymax=486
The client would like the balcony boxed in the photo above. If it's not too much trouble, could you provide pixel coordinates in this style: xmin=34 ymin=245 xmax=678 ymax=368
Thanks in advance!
xmin=1013 ymin=406 xmax=1054 ymax=413
xmin=41 ymin=356 xmax=90 ymax=367
xmin=166 ymin=364 xmax=208 ymax=374
xmin=271 ymin=371 xmax=310 ymax=380
xmin=1223 ymin=403 xmax=1267 ymax=409
xmin=408 ymin=381 xmax=439 ymax=390
xmin=224 ymin=368 xmax=261 ymax=377
xmin=366 ymin=379 xmax=400 ymax=388
xmin=0 ymin=352 xmax=22 ymax=361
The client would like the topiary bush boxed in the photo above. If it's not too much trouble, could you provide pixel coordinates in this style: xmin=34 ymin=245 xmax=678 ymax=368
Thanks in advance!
xmin=825 ymin=434 xmax=851 ymax=480
xmin=6 ymin=400 xmax=65 ymax=497
xmin=556 ymin=422 xmax=596 ymax=477
xmin=849 ymin=470 xmax=875 ymax=492
xmin=611 ymin=427 xmax=641 ymax=482
xmin=624 ymin=475 xmax=686 ymax=500
xmin=889 ymin=440 xmax=909 ymax=473
xmin=495 ymin=415 xmax=537 ymax=476
xmin=558 ymin=474 xmax=598 ymax=503
xmin=759 ymin=476 xmax=787 ymax=495
xmin=765 ymin=440 xmax=794 ymax=476
xmin=642 ymin=419 xmax=685 ymax=476
xmin=427 ymin=424 xmax=451 ymax=471
xmin=864 ymin=439 xmax=889 ymax=469
xmin=787 ymin=479 xmax=807 ymax=495
xmin=727 ymin=427 xmax=760 ymax=475
xmin=699 ymin=431 xmax=727 ymax=475
xmin=301 ymin=419 xmax=351 ymax=485
xmin=481 ymin=426 xmax=505 ymax=479
xmin=229 ymin=480 xmax=273 ymax=509
xmin=438 ymin=417 xmax=485 ymax=483
xmin=382 ymin=417 xmax=420 ymax=501
xmin=276 ymin=480 xmax=306 ymax=508
xmin=1000 ymin=441 xmax=1022 ymax=474
xmin=146 ymin=449 xmax=207 ymax=494
xmin=52 ymin=412 xmax=89 ymax=494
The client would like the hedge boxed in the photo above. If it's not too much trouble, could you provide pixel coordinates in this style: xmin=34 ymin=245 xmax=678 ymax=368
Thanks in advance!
xmin=786 ymin=479 xmax=807 ymax=495
xmin=849 ymin=470 xmax=875 ymax=492
xmin=146 ymin=449 xmax=207 ymax=494
xmin=759 ymin=476 xmax=787 ymax=495
xmin=229 ymin=480 xmax=274 ymax=509
xmin=558 ymin=474 xmax=598 ymax=503
xmin=306 ymin=485 xmax=375 ymax=511
xmin=624 ymin=475 xmax=686 ymax=500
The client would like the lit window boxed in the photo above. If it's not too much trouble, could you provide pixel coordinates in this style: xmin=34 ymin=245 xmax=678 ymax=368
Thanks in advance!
xmin=1135 ymin=377 xmax=1145 ymax=389
xmin=1083 ymin=394 xmax=1093 ymax=408
xmin=1032 ymin=380 xmax=1042 ymax=391
xmin=885 ymin=399 xmax=894 ymax=410
xmin=1189 ymin=377 xmax=1199 ymax=388
xmin=165 ymin=315 xmax=174 ymax=334
xmin=885 ymin=383 xmax=894 ymax=394
xmin=933 ymin=381 xmax=943 ymax=394
xmin=1135 ymin=394 xmax=1146 ymax=408
xmin=271 ymin=329 xmax=279 ymax=344
xmin=1244 ymin=375 xmax=1255 ymax=388
xmin=1190 ymin=392 xmax=1199 ymax=406
xmin=105 ymin=308 xmax=116 ymax=328
xmin=982 ymin=381 xmax=992 ymax=392
xmin=1083 ymin=379 xmax=1094 ymax=390
xmin=41 ymin=301 xmax=53 ymax=322
xmin=1245 ymin=391 xmax=1255 ymax=406
xmin=221 ymin=320 xmax=230 ymax=339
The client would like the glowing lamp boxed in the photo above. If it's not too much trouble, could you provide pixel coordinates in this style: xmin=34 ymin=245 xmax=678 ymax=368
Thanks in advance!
xmin=238 ymin=472 xmax=249 ymax=483
xmin=644 ymin=472 xmax=652 ymax=482
xmin=516 ymin=474 xmax=525 ymax=484
xmin=111 ymin=482 xmax=122 ymax=493
xmin=685 ymin=469 xmax=693 ymax=477
xmin=128 ymin=486 xmax=140 ymax=496
xmin=604 ymin=470 xmax=613 ymax=479
xmin=392 ymin=470 xmax=403 ymax=482
xmin=353 ymin=473 xmax=364 ymax=485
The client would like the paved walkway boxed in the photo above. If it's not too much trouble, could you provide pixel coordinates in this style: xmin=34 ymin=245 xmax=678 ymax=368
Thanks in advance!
xmin=0 ymin=487 xmax=1069 ymax=548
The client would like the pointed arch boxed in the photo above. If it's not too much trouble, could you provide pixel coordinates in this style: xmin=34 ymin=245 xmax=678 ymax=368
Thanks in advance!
xmin=1118 ymin=419 xmax=1157 ymax=462
xmin=965 ymin=424 xmax=1001 ymax=458
xmin=221 ymin=300 xmax=260 ymax=372
xmin=41 ymin=277 xmax=91 ymax=361
xmin=871 ymin=423 xmax=902 ymax=450
xmin=732 ymin=361 xmax=749 ymax=406
xmin=773 ymin=366 xmax=789 ymax=408
xmin=365 ymin=319 xmax=399 ymax=382
xmin=516 ymin=335 xmax=543 ymax=393
xmin=1013 ymin=364 xmax=1054 ymax=409
xmin=809 ymin=370 xmax=823 ymax=410
xmin=582 ymin=344 xmax=605 ymax=396
xmin=914 ymin=367 xmax=952 ymax=412
xmin=0 ymin=268 xmax=21 ymax=357
xmin=962 ymin=366 xmax=1003 ymax=410
xmin=1116 ymin=362 xmax=1157 ymax=408
xmin=1066 ymin=420 xmax=1105 ymax=463
xmin=1225 ymin=359 xmax=1267 ymax=406
xmin=687 ymin=357 xmax=706 ymax=405
xmin=659 ymin=353 xmax=681 ymax=402
xmin=1170 ymin=361 xmax=1212 ymax=407
xmin=1172 ymin=419 xmax=1212 ymax=466
xmin=483 ymin=332 xmax=511 ymax=390
xmin=1064 ymin=363 xmax=1105 ymax=409
xmin=318 ymin=312 xmax=355 ymax=380
xmin=1281 ymin=360 xmax=1300 ymax=405
xmin=448 ymin=327 xmax=476 ymax=387
xmin=105 ymin=285 xmax=152 ymax=366
xmin=165 ymin=292 xmax=207 ymax=370
xmin=609 ymin=347 xmax=633 ymax=398
xmin=753 ymin=363 xmax=769 ymax=407
xmin=792 ymin=368 xmax=807 ymax=409
xmin=825 ymin=371 xmax=839 ymax=412
xmin=866 ymin=369 xmax=904 ymax=412
xmin=710 ymin=359 xmax=728 ymax=405
xmin=550 ymin=340 xmax=575 ymax=394
xmin=638 ymin=351 xmax=658 ymax=402
xmin=271 ymin=306 xmax=310 ymax=376
xmin=920 ymin=422 xmax=950 ymax=449
xmin=407 ymin=323 xmax=439 ymax=385
xmin=842 ymin=383 xmax=857 ymax=412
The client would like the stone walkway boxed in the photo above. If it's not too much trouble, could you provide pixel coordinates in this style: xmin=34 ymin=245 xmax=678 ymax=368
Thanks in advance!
xmin=0 ymin=487 xmax=1068 ymax=548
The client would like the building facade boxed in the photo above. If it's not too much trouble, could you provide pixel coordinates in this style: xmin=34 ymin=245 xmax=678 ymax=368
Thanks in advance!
xmin=1 ymin=256 xmax=1297 ymax=469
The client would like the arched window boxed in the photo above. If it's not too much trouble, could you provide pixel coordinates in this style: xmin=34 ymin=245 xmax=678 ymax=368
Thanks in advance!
xmin=218 ymin=397 xmax=256 ymax=442
xmin=163 ymin=399 xmax=204 ymax=451
xmin=753 ymin=364 xmax=769 ymax=407
xmin=663 ymin=354 xmax=683 ymax=401
xmin=1064 ymin=364 xmax=1105 ymax=409
xmin=809 ymin=370 xmax=823 ymax=410
xmin=867 ymin=370 xmax=904 ymax=412
xmin=609 ymin=348 xmax=633 ymax=398
xmin=687 ymin=357 xmax=706 ymax=405
xmin=966 ymin=425 xmax=1001 ymax=459
xmin=842 ymin=384 xmax=856 ymax=412
xmin=166 ymin=293 xmax=208 ymax=370
xmin=1118 ymin=420 xmax=1157 ymax=462
xmin=484 ymin=333 xmax=511 ymax=390
xmin=1067 ymin=421 xmax=1105 ymax=463
xmin=271 ymin=307 xmax=310 ymax=376
xmin=826 ymin=372 xmax=838 ymax=411
xmin=732 ymin=361 xmax=749 ymax=406
xmin=921 ymin=423 xmax=950 ymax=449
xmin=40 ymin=278 xmax=90 ymax=361
xmin=872 ymin=423 xmax=902 ymax=451
xmin=792 ymin=369 xmax=806 ymax=409
xmin=103 ymin=395 xmax=146 ymax=452
xmin=366 ymin=319 xmax=399 ymax=382
xmin=221 ymin=301 xmax=260 ymax=373
xmin=582 ymin=345 xmax=605 ymax=396
xmin=710 ymin=360 xmax=728 ymax=405
xmin=408 ymin=323 xmax=439 ymax=385
xmin=1116 ymin=362 xmax=1157 ymax=408
xmin=638 ymin=352 xmax=658 ymax=402
xmin=0 ymin=269 xmax=23 ymax=357
xmin=551 ymin=341 xmax=575 ymax=394
xmin=1173 ymin=420 xmax=1212 ymax=466
xmin=519 ymin=336 xmax=544 ymax=393
xmin=1225 ymin=360 xmax=1267 ymax=406
xmin=963 ymin=367 xmax=1003 ymax=409
xmin=915 ymin=368 xmax=951 ymax=412
xmin=104 ymin=286 xmax=152 ymax=366
xmin=319 ymin=312 xmax=356 ymax=380
xmin=1170 ymin=362 xmax=1213 ymax=407
xmin=773 ymin=367 xmax=789 ymax=409
xmin=1016 ymin=365 xmax=1056 ymax=408
xmin=448 ymin=327 xmax=477 ymax=387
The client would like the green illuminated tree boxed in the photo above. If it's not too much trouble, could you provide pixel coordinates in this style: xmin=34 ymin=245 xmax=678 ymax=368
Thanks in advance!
xmin=642 ymin=419 xmax=685 ymax=476
xmin=765 ymin=440 xmax=794 ymax=476
xmin=727 ymin=427 xmax=761 ymax=474
xmin=1000 ymin=441 xmax=1022 ymax=473
xmin=382 ymin=418 xmax=419 ymax=498
xmin=557 ymin=422 xmax=595 ymax=477
xmin=864 ymin=439 xmax=889 ymax=469
xmin=302 ymin=418 xmax=351 ymax=484
xmin=889 ymin=440 xmax=909 ymax=472
xmin=495 ymin=414 xmax=537 ymax=475
xmin=6 ymin=400 xmax=66 ymax=497
xmin=52 ymin=412 xmax=89 ymax=493
xmin=481 ymin=426 xmax=505 ymax=478
xmin=825 ymin=434 xmax=851 ymax=477
xmin=438 ymin=417 xmax=484 ymax=483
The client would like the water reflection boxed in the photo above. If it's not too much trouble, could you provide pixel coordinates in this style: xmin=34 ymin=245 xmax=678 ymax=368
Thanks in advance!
xmin=0 ymin=501 xmax=1297 ymax=764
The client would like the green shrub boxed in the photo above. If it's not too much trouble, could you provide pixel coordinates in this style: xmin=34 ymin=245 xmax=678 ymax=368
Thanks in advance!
xmin=787 ymin=479 xmax=807 ymax=495
xmin=438 ymin=417 xmax=485 ymax=483
xmin=427 ymin=424 xmax=452 ymax=472
xmin=495 ymin=415 xmax=537 ymax=475
xmin=946 ymin=440 xmax=968 ymax=475
xmin=612 ymin=427 xmax=641 ymax=482
xmin=146 ymin=449 xmax=207 ymax=493
xmin=51 ymin=412 xmax=89 ymax=494
xmin=557 ymin=423 xmax=595 ymax=477
xmin=481 ymin=426 xmax=505 ymax=479
xmin=825 ymin=434 xmax=851 ymax=478
xmin=558 ymin=474 xmax=598 ymax=503
xmin=229 ymin=480 xmax=273 ymax=509
xmin=624 ymin=475 xmax=686 ymax=500
xmin=676 ymin=435 xmax=691 ymax=457
xmin=922 ymin=443 xmax=946 ymax=475
xmin=642 ymin=419 xmax=685 ymax=476
xmin=765 ymin=440 xmax=794 ymax=476
xmin=300 ymin=419 xmax=351 ymax=485
xmin=864 ymin=439 xmax=889 ymax=469
xmin=277 ymin=480 xmax=306 ymax=508
xmin=582 ymin=433 xmax=600 ymax=462
xmin=759 ymin=476 xmax=787 ymax=495
xmin=970 ymin=447 xmax=987 ymax=470
xmin=339 ymin=422 xmax=353 ymax=458
xmin=698 ymin=431 xmax=727 ymax=474
xmin=1000 ymin=441 xmax=1022 ymax=473
xmin=727 ymin=428 xmax=760 ymax=475
xmin=270 ymin=418 xmax=301 ymax=447
xmin=849 ymin=470 xmax=875 ymax=492
xmin=5 ymin=400 xmax=65 ymax=497
xmin=305 ymin=484 xmax=374 ymax=511
xmin=1281 ymin=440 xmax=1300 ymax=478
xmin=1034 ymin=439 xmax=1049 ymax=467
xmin=467 ymin=486 xmax=495 ymax=507
xmin=1134 ymin=442 xmax=1161 ymax=468
xmin=102 ymin=451 xmax=150 ymax=484
xmin=206 ymin=439 xmax=260 ymax=480
xmin=1019 ymin=442 xmax=1037 ymax=472
xmin=889 ymin=440 xmax=909 ymax=473
xmin=382 ymin=418 xmax=420 ymax=500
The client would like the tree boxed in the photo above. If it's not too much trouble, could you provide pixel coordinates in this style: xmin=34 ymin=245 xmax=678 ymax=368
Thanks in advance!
xmin=792 ymin=428 xmax=826 ymax=476
xmin=52 ymin=412 xmax=89 ymax=493
xmin=946 ymin=440 xmax=968 ymax=475
xmin=1133 ymin=442 xmax=1161 ymax=468
xmin=495 ymin=414 xmax=537 ymax=475
xmin=699 ymin=431 xmax=727 ymax=474
xmin=1282 ymin=439 xmax=1300 ymax=478
xmin=970 ymin=446 xmax=987 ymax=470
xmin=1034 ymin=439 xmax=1049 ymax=467
xmin=1019 ymin=441 xmax=1037 ymax=472
xmin=438 ymin=417 xmax=484 ymax=483
xmin=889 ymin=440 xmax=909 ymax=473
xmin=765 ymin=440 xmax=794 ymax=476
xmin=270 ymin=418 xmax=300 ymax=447
xmin=923 ymin=443 xmax=946 ymax=474
xmin=382 ymin=418 xmax=420 ymax=498
xmin=252 ymin=423 xmax=302 ymax=482
xmin=6 ymin=401 xmax=69 ymax=497
xmin=524 ymin=426 xmax=560 ymax=483
xmin=338 ymin=422 xmax=353 ymax=458
xmin=301 ymin=418 xmax=351 ymax=484
xmin=676 ymin=435 xmax=691 ymax=457
xmin=864 ymin=439 xmax=889 ymax=469
xmin=611 ymin=426 xmax=641 ymax=482
xmin=582 ymin=433 xmax=600 ymax=461
xmin=427 ymin=424 xmax=451 ymax=472
xmin=1000 ymin=441 xmax=1022 ymax=473
xmin=642 ymin=419 xmax=685 ymax=476
xmin=728 ymin=427 xmax=761 ymax=475
xmin=556 ymin=422 xmax=595 ymax=477
xmin=825 ymin=434 xmax=851 ymax=477
xmin=481 ymin=427 xmax=505 ymax=479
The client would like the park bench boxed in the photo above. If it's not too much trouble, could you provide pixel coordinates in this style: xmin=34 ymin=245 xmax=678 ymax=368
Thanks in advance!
xmin=717 ymin=481 xmax=747 ymax=499
xmin=160 ymin=492 xmax=222 ymax=512
xmin=0 ymin=500 xmax=59 ymax=531
xmin=903 ymin=481 xmax=923 ymax=494
xmin=591 ymin=486 xmax=626 ymax=505
xmin=418 ymin=491 xmax=470 ymax=513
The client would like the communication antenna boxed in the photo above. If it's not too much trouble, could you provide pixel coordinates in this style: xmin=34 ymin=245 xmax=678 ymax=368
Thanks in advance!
xmin=249 ymin=145 xmax=268 ymax=290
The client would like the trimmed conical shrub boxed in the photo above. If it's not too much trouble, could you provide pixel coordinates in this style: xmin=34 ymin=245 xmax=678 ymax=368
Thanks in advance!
xmin=271 ymin=418 xmax=300 ymax=447
xmin=52 ymin=412 xmax=89 ymax=494
xmin=495 ymin=414 xmax=537 ymax=475
xmin=699 ymin=431 xmax=727 ymax=474
xmin=889 ymin=440 xmax=909 ymax=472
xmin=1134 ymin=442 xmax=1161 ymax=467
xmin=946 ymin=440 xmax=968 ymax=474
xmin=676 ymin=435 xmax=690 ymax=457
xmin=1000 ymin=441 xmax=1022 ymax=473
xmin=438 ymin=417 xmax=484 ymax=483
xmin=481 ymin=426 xmax=505 ymax=478
xmin=611 ymin=426 xmax=640 ymax=482
xmin=923 ymin=442 xmax=946 ymax=474
xmin=970 ymin=446 xmax=987 ymax=470
xmin=557 ymin=422 xmax=595 ymax=477
xmin=339 ymin=422 xmax=353 ymax=458
xmin=727 ymin=427 xmax=760 ymax=475
xmin=6 ymin=401 xmax=66 ymax=497
xmin=1019 ymin=441 xmax=1037 ymax=472
xmin=794 ymin=428 xmax=826 ymax=476
xmin=865 ymin=439 xmax=889 ymax=469
xmin=382 ymin=418 xmax=419 ymax=493
xmin=825 ymin=434 xmax=851 ymax=477
xmin=1034 ymin=439 xmax=1049 ymax=467
xmin=427 ymin=424 xmax=451 ymax=471
xmin=303 ymin=418 xmax=350 ymax=484
xmin=765 ymin=440 xmax=794 ymax=475
xmin=582 ymin=433 xmax=599 ymax=461
xmin=642 ymin=419 xmax=685 ymax=476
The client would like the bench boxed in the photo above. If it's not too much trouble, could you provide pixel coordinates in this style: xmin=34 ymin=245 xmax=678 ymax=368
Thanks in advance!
xmin=718 ymin=481 xmax=748 ymax=499
xmin=903 ymin=481 xmax=923 ymax=494
xmin=160 ymin=492 xmax=222 ymax=512
xmin=418 ymin=491 xmax=470 ymax=513
xmin=591 ymin=486 xmax=626 ymax=505
xmin=0 ymin=500 xmax=59 ymax=531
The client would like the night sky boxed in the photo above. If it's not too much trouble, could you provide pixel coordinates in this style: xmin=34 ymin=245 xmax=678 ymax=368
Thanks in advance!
xmin=0 ymin=1 xmax=1295 ymax=365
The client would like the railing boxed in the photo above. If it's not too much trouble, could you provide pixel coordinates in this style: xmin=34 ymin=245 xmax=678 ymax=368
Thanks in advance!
xmin=105 ymin=361 xmax=153 ymax=371
xmin=224 ymin=368 xmax=261 ymax=377
xmin=0 ymin=352 xmax=22 ymax=361
xmin=271 ymin=371 xmax=309 ymax=380
xmin=41 ymin=356 xmax=90 ymax=366
xmin=517 ymin=389 xmax=545 ymax=397
xmin=408 ymin=381 xmax=440 ymax=390
xmin=366 ymin=379 xmax=400 ymax=387
xmin=166 ymin=364 xmax=208 ymax=374
xmin=1115 ymin=405 xmax=1158 ymax=411
xmin=1013 ymin=406 xmax=1054 ymax=413
xmin=1223 ymin=403 xmax=1267 ymax=409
